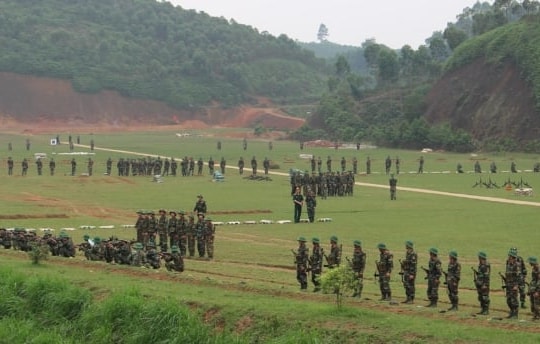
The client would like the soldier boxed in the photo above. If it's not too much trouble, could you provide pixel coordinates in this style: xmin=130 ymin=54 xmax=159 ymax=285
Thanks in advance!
xmin=263 ymin=157 xmax=270 ymax=175
xmin=292 ymin=186 xmax=303 ymax=223
xmin=268 ymin=141 xmax=273 ymax=150
xmin=163 ymin=245 xmax=184 ymax=272
xmin=195 ymin=213 xmax=206 ymax=258
xmin=317 ymin=156 xmax=322 ymax=174
xmin=456 ymin=163 xmax=464 ymax=174
xmin=505 ymin=249 xmax=521 ymax=319
xmin=157 ymin=209 xmax=168 ymax=252
xmin=238 ymin=157 xmax=245 ymax=175
xmin=294 ymin=236 xmax=309 ymax=290
xmin=326 ymin=236 xmax=341 ymax=269
xmin=475 ymin=251 xmax=490 ymax=315
xmin=87 ymin=237 xmax=103 ymax=261
xmin=490 ymin=161 xmax=497 ymax=173
xmin=326 ymin=156 xmax=332 ymax=173
xmin=310 ymin=156 xmax=316 ymax=173
xmin=90 ymin=138 xmax=95 ymax=151
xmin=146 ymin=211 xmax=157 ymax=249
xmin=168 ymin=211 xmax=178 ymax=250
xmin=217 ymin=140 xmax=222 ymax=150
xmin=130 ymin=242 xmax=146 ymax=267
xmin=527 ymin=256 xmax=540 ymax=320
xmin=49 ymin=158 xmax=56 ymax=176
xmin=401 ymin=241 xmax=417 ymax=304
xmin=71 ymin=158 xmax=77 ymax=176
xmin=385 ymin=155 xmax=391 ymax=175
xmin=305 ymin=190 xmax=317 ymax=223
xmin=163 ymin=158 xmax=170 ymax=176
xmin=145 ymin=242 xmax=161 ymax=269
xmin=193 ymin=194 xmax=207 ymax=214
xmin=188 ymin=157 xmax=195 ymax=176
xmin=242 ymin=137 xmax=247 ymax=150
xmin=177 ymin=211 xmax=188 ymax=256
xmin=22 ymin=158 xmax=28 ymax=176
xmin=170 ymin=158 xmax=177 ymax=176
xmin=134 ymin=210 xmax=145 ymax=244
xmin=474 ymin=160 xmax=481 ymax=173
xmin=106 ymin=157 xmax=112 ymax=175
xmin=220 ymin=157 xmax=226 ymax=174
xmin=36 ymin=157 xmax=43 ymax=175
xmin=350 ymin=240 xmax=366 ymax=298
xmin=352 ymin=156 xmax=358 ymax=174
xmin=510 ymin=247 xmax=528 ymax=309
xmin=366 ymin=156 xmax=371 ymax=174
xmin=251 ymin=156 xmax=257 ymax=175
xmin=426 ymin=247 xmax=442 ymax=307
xmin=7 ymin=156 xmax=14 ymax=176
xmin=208 ymin=157 xmax=215 ymax=175
xmin=197 ymin=157 xmax=203 ymax=176
xmin=395 ymin=156 xmax=400 ymax=174
xmin=376 ymin=243 xmax=393 ymax=301
xmin=389 ymin=174 xmax=397 ymax=200
xmin=87 ymin=157 xmax=94 ymax=176
xmin=510 ymin=161 xmax=517 ymax=173
xmin=418 ymin=156 xmax=424 ymax=174
xmin=310 ymin=237 xmax=324 ymax=292
xmin=186 ymin=215 xmax=196 ymax=258
xmin=446 ymin=250 xmax=461 ymax=311
xmin=340 ymin=157 xmax=346 ymax=172
xmin=204 ymin=217 xmax=215 ymax=259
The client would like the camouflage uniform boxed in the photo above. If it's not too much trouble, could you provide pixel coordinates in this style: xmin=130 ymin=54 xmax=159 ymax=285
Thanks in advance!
xmin=527 ymin=257 xmax=540 ymax=320
xmin=475 ymin=251 xmax=490 ymax=315
xmin=157 ymin=209 xmax=168 ymax=252
xmin=130 ymin=243 xmax=146 ymax=267
xmin=305 ymin=192 xmax=317 ymax=223
xmin=351 ymin=240 xmax=366 ymax=298
xmin=205 ymin=218 xmax=215 ymax=259
xmin=186 ymin=215 xmax=196 ymax=257
xmin=401 ymin=241 xmax=417 ymax=304
xmin=389 ymin=174 xmax=397 ymax=200
xmin=163 ymin=245 xmax=184 ymax=272
xmin=168 ymin=211 xmax=178 ymax=250
xmin=446 ymin=251 xmax=461 ymax=311
xmin=505 ymin=250 xmax=520 ymax=318
xmin=326 ymin=236 xmax=341 ymax=269
xmin=377 ymin=243 xmax=393 ymax=301
xmin=310 ymin=238 xmax=324 ymax=292
xmin=145 ymin=243 xmax=161 ymax=269
xmin=512 ymin=248 xmax=528 ymax=309
xmin=146 ymin=212 xmax=157 ymax=249
xmin=426 ymin=247 xmax=442 ymax=307
xmin=195 ymin=214 xmax=206 ymax=258
xmin=294 ymin=237 xmax=309 ymax=290
xmin=87 ymin=237 xmax=103 ymax=261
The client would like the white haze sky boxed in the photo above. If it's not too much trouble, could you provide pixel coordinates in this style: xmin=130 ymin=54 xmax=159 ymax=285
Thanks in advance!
xmin=171 ymin=0 xmax=492 ymax=49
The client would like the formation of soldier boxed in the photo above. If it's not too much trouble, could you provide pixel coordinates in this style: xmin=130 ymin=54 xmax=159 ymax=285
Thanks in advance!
xmin=292 ymin=238 xmax=539 ymax=320
xmin=0 ymin=227 xmax=76 ymax=257
xmin=290 ymin=170 xmax=355 ymax=199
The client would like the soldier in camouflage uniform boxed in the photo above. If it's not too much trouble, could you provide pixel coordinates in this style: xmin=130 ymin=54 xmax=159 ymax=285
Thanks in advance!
xmin=130 ymin=242 xmax=146 ymax=267
xmin=145 ymin=211 xmax=157 ymax=249
xmin=163 ymin=245 xmax=184 ymax=272
xmin=376 ymin=243 xmax=393 ymax=301
xmin=310 ymin=237 xmax=324 ymax=292
xmin=510 ymin=247 xmax=528 ymax=309
xmin=168 ymin=211 xmax=178 ymax=250
xmin=475 ymin=251 xmax=490 ymax=315
xmin=527 ymin=256 xmax=540 ymax=320
xmin=195 ymin=213 xmax=206 ymax=258
xmin=157 ymin=209 xmax=168 ymax=252
xmin=204 ymin=217 xmax=215 ymax=259
xmin=135 ymin=210 xmax=145 ymax=244
xmin=294 ymin=236 xmax=309 ymax=290
xmin=186 ymin=215 xmax=196 ymax=257
xmin=426 ymin=247 xmax=442 ymax=307
xmin=401 ymin=241 xmax=417 ymax=304
xmin=305 ymin=191 xmax=317 ymax=223
xmin=87 ymin=237 xmax=103 ymax=261
xmin=145 ymin=242 xmax=161 ymax=269
xmin=193 ymin=195 xmax=207 ymax=214
xmin=326 ymin=236 xmax=341 ymax=269
xmin=505 ymin=249 xmax=520 ymax=319
xmin=177 ymin=211 xmax=188 ymax=257
xmin=350 ymin=240 xmax=366 ymax=298
xmin=446 ymin=250 xmax=461 ymax=311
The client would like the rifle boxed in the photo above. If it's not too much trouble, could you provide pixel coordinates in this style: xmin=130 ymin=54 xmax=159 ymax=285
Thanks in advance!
xmin=398 ymin=259 xmax=406 ymax=283
xmin=442 ymin=270 xmax=448 ymax=285
xmin=420 ymin=266 xmax=429 ymax=280
xmin=499 ymin=272 xmax=507 ymax=289
xmin=374 ymin=261 xmax=382 ymax=283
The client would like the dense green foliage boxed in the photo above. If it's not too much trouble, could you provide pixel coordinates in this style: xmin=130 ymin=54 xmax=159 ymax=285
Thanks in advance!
xmin=0 ymin=0 xmax=328 ymax=107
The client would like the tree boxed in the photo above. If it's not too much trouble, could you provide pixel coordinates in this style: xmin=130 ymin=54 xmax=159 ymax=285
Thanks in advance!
xmin=317 ymin=23 xmax=329 ymax=42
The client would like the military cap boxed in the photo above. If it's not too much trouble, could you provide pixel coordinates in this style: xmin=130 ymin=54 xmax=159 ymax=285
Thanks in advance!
xmin=59 ymin=231 xmax=69 ymax=238
xmin=449 ymin=250 xmax=458 ymax=258
xmin=429 ymin=247 xmax=438 ymax=255
xmin=169 ymin=210 xmax=177 ymax=215
xmin=312 ymin=237 xmax=320 ymax=244
xmin=93 ymin=236 xmax=101 ymax=244
xmin=171 ymin=245 xmax=179 ymax=253
xmin=159 ymin=209 xmax=166 ymax=214
xmin=330 ymin=235 xmax=338 ymax=243
xmin=197 ymin=194 xmax=203 ymax=198
xmin=133 ymin=242 xmax=143 ymax=250
xmin=478 ymin=251 xmax=487 ymax=259
xmin=136 ymin=209 xmax=144 ymax=215
xmin=178 ymin=210 xmax=186 ymax=215
xmin=508 ymin=249 xmax=517 ymax=258
xmin=405 ymin=240 xmax=414 ymax=248
xmin=510 ymin=247 xmax=518 ymax=254
xmin=83 ymin=234 xmax=90 ymax=240
xmin=297 ymin=236 xmax=307 ymax=242
xmin=353 ymin=240 xmax=362 ymax=247
xmin=377 ymin=243 xmax=386 ymax=249
xmin=528 ymin=256 xmax=538 ymax=264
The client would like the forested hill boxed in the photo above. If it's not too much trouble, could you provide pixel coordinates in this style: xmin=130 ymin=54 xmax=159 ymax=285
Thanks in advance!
xmin=0 ymin=0 xmax=328 ymax=109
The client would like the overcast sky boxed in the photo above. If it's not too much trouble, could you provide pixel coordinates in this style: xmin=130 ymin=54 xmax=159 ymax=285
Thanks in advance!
xmin=170 ymin=1 xmax=492 ymax=49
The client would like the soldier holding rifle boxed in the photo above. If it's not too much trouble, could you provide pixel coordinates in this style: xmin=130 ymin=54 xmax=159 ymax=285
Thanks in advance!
xmin=446 ymin=250 xmax=461 ymax=311
xmin=527 ymin=256 xmax=540 ymax=320
xmin=293 ymin=236 xmax=309 ymax=291
xmin=504 ymin=249 xmax=521 ymax=319
xmin=310 ymin=237 xmax=324 ymax=292
xmin=349 ymin=240 xmax=366 ymax=298
xmin=473 ymin=251 xmax=490 ymax=315
xmin=424 ymin=247 xmax=442 ymax=308
xmin=400 ymin=241 xmax=417 ymax=304
xmin=375 ymin=243 xmax=393 ymax=301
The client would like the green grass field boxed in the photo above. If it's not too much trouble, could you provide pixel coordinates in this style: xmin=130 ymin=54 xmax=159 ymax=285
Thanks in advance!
xmin=1 ymin=129 xmax=540 ymax=343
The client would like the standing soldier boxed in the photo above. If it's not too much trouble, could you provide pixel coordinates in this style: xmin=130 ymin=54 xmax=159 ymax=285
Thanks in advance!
xmin=87 ymin=157 xmax=94 ymax=176
xmin=425 ymin=247 xmax=442 ymax=307
xmin=389 ymin=174 xmax=397 ymax=200
xmin=168 ymin=211 xmax=178 ymax=250
xmin=195 ymin=213 xmax=206 ymax=258
xmin=197 ymin=157 xmax=203 ymax=176
xmin=220 ymin=157 xmax=226 ymax=174
xmin=395 ymin=156 xmax=400 ymax=174
xmin=135 ymin=210 xmax=145 ymax=244
xmin=326 ymin=236 xmax=341 ymax=269
xmin=418 ymin=156 xmax=424 ymax=173
xmin=310 ymin=237 xmax=324 ymax=292
xmin=527 ymin=256 xmax=540 ymax=320
xmin=90 ymin=139 xmax=95 ymax=151
xmin=22 ymin=158 xmax=28 ymax=176
xmin=157 ymin=209 xmax=168 ymax=252
xmin=401 ymin=241 xmax=417 ymax=304
xmin=366 ymin=156 xmax=371 ymax=174
xmin=340 ymin=157 xmax=346 ymax=172
xmin=376 ymin=243 xmax=393 ymax=301
xmin=326 ymin=156 xmax=332 ymax=173
xmin=208 ymin=157 xmax=215 ymax=175
xmin=511 ymin=247 xmax=528 ymax=309
xmin=446 ymin=250 xmax=461 ymax=311
xmin=352 ymin=156 xmax=358 ymax=174
xmin=238 ymin=157 xmax=245 ymax=175
xmin=186 ymin=215 xmax=196 ymax=258
xmin=7 ymin=156 xmax=14 ymax=176
xmin=36 ymin=158 xmax=43 ymax=175
xmin=305 ymin=191 xmax=317 ymax=223
xmin=474 ymin=251 xmax=491 ymax=315
xmin=263 ymin=157 xmax=270 ymax=175
xmin=251 ymin=156 xmax=257 ymax=175
xmin=242 ymin=137 xmax=247 ymax=150
xmin=177 ymin=211 xmax=188 ymax=256
xmin=317 ymin=156 xmax=322 ymax=174
xmin=505 ymin=249 xmax=521 ymax=319
xmin=385 ymin=155 xmax=391 ymax=175
xmin=71 ymin=158 xmax=77 ymax=176
xmin=350 ymin=240 xmax=366 ymax=298
xmin=294 ymin=236 xmax=309 ymax=291
xmin=204 ymin=217 xmax=215 ymax=259
xmin=49 ymin=158 xmax=56 ymax=176
xmin=310 ymin=156 xmax=316 ymax=173
xmin=193 ymin=194 xmax=207 ymax=214
xmin=106 ymin=157 xmax=112 ymax=175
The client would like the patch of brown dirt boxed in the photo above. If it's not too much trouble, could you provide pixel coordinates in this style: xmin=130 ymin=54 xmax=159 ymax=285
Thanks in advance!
xmin=0 ymin=214 xmax=68 ymax=219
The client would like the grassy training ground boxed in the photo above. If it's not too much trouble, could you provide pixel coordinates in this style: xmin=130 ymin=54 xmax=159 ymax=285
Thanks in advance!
xmin=1 ymin=129 xmax=540 ymax=343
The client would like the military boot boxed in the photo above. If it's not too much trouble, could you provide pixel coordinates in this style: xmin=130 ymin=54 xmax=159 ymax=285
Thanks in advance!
xmin=427 ymin=300 xmax=437 ymax=308
xmin=448 ymin=303 xmax=458 ymax=311
xmin=506 ymin=310 xmax=518 ymax=319
xmin=521 ymin=301 xmax=526 ymax=309
xmin=480 ymin=307 xmax=489 ymax=315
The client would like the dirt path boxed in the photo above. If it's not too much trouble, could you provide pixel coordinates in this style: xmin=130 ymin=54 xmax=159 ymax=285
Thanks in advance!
xmin=80 ymin=144 xmax=540 ymax=207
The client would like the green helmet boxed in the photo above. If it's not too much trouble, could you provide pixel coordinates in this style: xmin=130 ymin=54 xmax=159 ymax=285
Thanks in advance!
xmin=93 ymin=237 xmax=101 ymax=244
xmin=528 ymin=256 xmax=538 ymax=264
xmin=353 ymin=240 xmax=362 ymax=247
xmin=133 ymin=242 xmax=143 ymax=250
xmin=478 ymin=251 xmax=487 ymax=259
xmin=297 ymin=236 xmax=306 ymax=242
xmin=508 ymin=249 xmax=517 ymax=258
xmin=312 ymin=237 xmax=320 ymax=244
xmin=429 ymin=247 xmax=438 ymax=255
xmin=171 ymin=245 xmax=179 ymax=253
xmin=330 ymin=235 xmax=338 ymax=243
xmin=377 ymin=243 xmax=386 ymax=250
xmin=405 ymin=240 xmax=414 ymax=248
xmin=449 ymin=250 xmax=458 ymax=259
xmin=83 ymin=234 xmax=90 ymax=241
